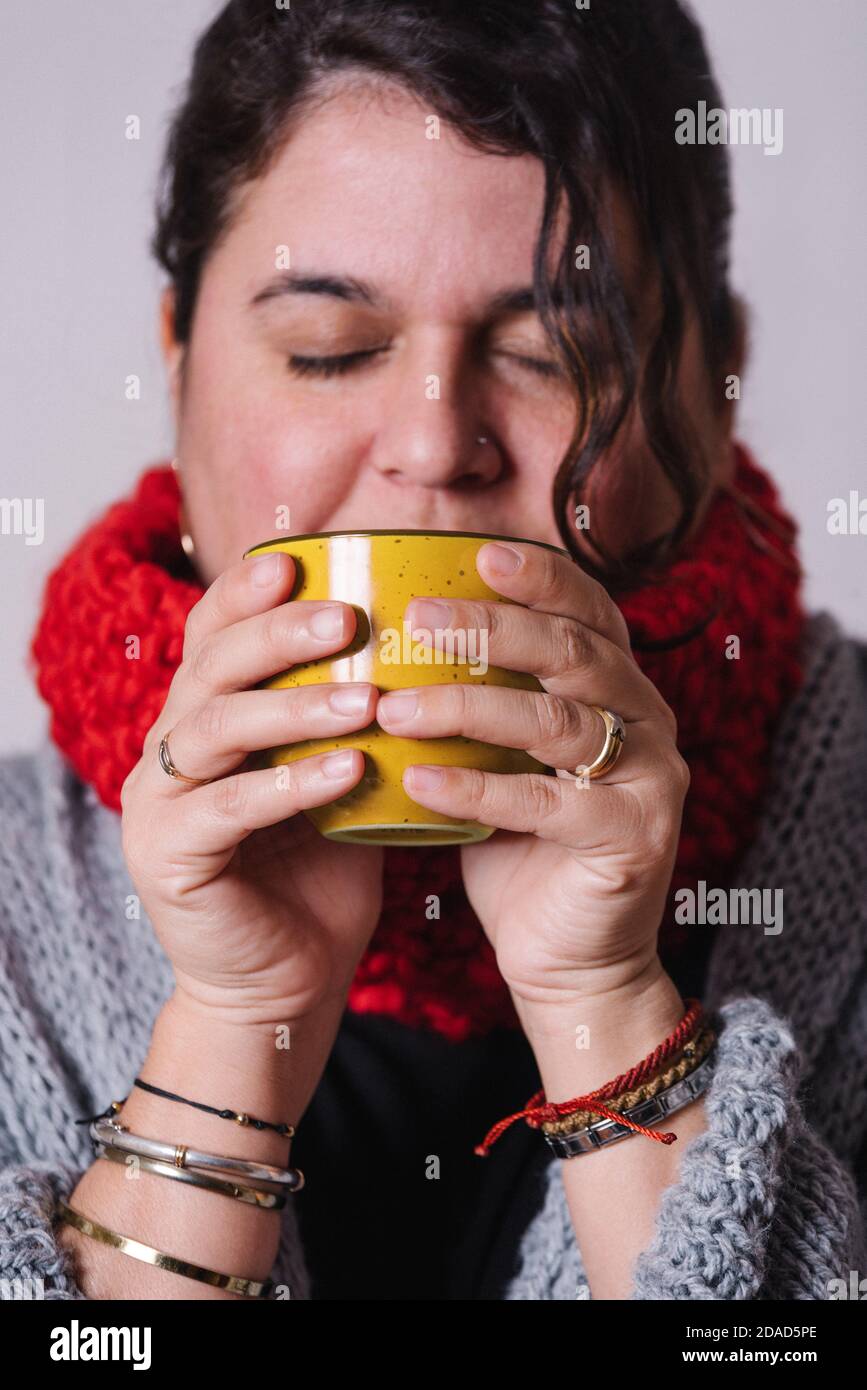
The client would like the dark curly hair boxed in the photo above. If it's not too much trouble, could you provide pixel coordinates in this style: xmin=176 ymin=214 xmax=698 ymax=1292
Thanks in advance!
xmin=152 ymin=0 xmax=742 ymax=608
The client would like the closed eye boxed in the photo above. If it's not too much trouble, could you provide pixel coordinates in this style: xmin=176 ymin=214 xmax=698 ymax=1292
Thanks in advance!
xmin=286 ymin=346 xmax=564 ymax=380
xmin=497 ymin=351 xmax=564 ymax=379
xmin=287 ymin=348 xmax=388 ymax=378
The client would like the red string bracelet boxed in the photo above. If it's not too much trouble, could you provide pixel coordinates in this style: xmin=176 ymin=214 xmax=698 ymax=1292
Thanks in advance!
xmin=474 ymin=997 xmax=704 ymax=1157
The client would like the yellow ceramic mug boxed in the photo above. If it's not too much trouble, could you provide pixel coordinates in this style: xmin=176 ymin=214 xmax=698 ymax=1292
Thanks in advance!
xmin=242 ymin=530 xmax=569 ymax=845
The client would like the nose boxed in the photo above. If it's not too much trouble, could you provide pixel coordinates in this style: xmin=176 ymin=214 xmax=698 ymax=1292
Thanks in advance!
xmin=368 ymin=338 xmax=503 ymax=489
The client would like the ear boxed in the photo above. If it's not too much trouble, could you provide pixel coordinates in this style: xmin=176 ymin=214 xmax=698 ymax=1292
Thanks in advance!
xmin=159 ymin=287 xmax=186 ymax=430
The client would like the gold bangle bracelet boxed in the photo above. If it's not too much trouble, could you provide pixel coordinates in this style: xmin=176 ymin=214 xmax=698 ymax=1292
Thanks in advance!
xmin=541 ymin=1027 xmax=717 ymax=1135
xmin=54 ymin=1199 xmax=273 ymax=1298
xmin=93 ymin=1142 xmax=287 ymax=1210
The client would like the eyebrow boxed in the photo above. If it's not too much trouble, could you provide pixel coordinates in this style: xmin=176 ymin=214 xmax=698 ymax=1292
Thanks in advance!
xmin=248 ymin=271 xmax=543 ymax=319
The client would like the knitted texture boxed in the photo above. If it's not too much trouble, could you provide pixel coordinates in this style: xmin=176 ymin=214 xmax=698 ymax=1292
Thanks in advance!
xmin=505 ymin=609 xmax=867 ymax=1299
xmin=1 ymin=609 xmax=865 ymax=1298
xmin=27 ymin=442 xmax=804 ymax=1041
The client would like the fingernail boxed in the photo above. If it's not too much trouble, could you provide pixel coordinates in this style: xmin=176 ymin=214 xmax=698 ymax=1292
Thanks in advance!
xmin=480 ymin=542 xmax=522 ymax=574
xmin=407 ymin=764 xmax=444 ymax=790
xmin=378 ymin=690 xmax=418 ymax=723
xmin=250 ymin=552 xmax=285 ymax=587
xmin=321 ymin=749 xmax=357 ymax=778
xmin=328 ymin=685 xmax=371 ymax=716
xmin=408 ymin=598 xmax=452 ymax=631
xmin=309 ymin=604 xmax=346 ymax=639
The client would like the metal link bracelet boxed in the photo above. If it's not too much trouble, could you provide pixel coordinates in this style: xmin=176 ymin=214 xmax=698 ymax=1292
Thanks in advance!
xmin=541 ymin=1046 xmax=717 ymax=1158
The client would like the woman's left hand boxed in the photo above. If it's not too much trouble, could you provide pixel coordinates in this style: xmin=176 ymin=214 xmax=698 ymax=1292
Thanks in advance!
xmin=375 ymin=539 xmax=691 ymax=1012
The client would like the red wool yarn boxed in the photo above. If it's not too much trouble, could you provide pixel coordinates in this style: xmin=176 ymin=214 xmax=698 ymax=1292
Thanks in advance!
xmin=29 ymin=442 xmax=805 ymax=1041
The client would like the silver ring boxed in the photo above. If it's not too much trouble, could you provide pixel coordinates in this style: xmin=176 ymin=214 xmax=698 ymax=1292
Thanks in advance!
xmin=158 ymin=728 xmax=212 ymax=786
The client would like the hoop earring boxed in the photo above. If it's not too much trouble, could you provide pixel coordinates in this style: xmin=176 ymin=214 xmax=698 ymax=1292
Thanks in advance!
xmin=171 ymin=457 xmax=196 ymax=560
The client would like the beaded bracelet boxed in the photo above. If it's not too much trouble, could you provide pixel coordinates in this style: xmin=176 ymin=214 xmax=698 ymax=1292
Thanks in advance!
xmin=541 ymin=1026 xmax=717 ymax=1135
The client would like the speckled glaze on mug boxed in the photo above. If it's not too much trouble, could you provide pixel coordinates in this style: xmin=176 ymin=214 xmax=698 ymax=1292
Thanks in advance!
xmin=242 ymin=530 xmax=569 ymax=845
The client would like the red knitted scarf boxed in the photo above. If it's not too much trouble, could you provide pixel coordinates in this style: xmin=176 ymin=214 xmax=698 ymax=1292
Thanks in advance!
xmin=30 ymin=442 xmax=804 ymax=1041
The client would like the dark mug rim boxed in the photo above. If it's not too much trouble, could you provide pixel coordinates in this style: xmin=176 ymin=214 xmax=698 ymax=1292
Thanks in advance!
xmin=243 ymin=528 xmax=572 ymax=559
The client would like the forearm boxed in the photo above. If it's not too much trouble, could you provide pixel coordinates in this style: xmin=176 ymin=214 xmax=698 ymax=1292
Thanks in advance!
xmin=57 ymin=987 xmax=342 ymax=1300
xmin=515 ymin=959 xmax=708 ymax=1301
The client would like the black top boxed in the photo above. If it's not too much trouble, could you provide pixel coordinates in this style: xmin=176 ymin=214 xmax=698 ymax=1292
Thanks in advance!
xmin=291 ymin=927 xmax=716 ymax=1299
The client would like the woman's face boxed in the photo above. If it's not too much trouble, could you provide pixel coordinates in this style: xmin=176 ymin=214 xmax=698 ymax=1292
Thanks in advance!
xmin=162 ymin=78 xmax=738 ymax=588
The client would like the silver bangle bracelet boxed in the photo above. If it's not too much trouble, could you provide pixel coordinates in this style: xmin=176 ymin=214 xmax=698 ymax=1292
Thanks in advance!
xmin=541 ymin=1046 xmax=717 ymax=1159
xmin=90 ymin=1117 xmax=304 ymax=1190
xmin=93 ymin=1141 xmax=290 ymax=1208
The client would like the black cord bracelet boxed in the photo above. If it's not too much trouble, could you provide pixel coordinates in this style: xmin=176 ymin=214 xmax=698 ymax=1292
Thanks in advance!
xmin=74 ymin=1082 xmax=294 ymax=1138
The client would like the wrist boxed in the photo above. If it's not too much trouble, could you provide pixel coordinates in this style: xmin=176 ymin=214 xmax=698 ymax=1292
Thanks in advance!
xmin=110 ymin=988 xmax=344 ymax=1163
xmin=171 ymin=970 xmax=343 ymax=1033
xmin=512 ymin=958 xmax=690 ymax=1098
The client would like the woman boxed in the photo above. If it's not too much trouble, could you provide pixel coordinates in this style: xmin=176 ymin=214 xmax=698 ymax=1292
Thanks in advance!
xmin=2 ymin=0 xmax=865 ymax=1302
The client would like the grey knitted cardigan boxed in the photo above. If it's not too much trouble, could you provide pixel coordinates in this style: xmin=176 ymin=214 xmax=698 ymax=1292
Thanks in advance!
xmin=1 ymin=609 xmax=866 ymax=1301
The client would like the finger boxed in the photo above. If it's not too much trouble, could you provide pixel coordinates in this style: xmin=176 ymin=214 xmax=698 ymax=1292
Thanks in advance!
xmin=378 ymin=683 xmax=656 ymax=780
xmin=403 ymin=593 xmax=656 ymax=718
xmin=475 ymin=539 xmax=632 ymax=652
xmin=171 ymin=598 xmax=359 ymax=707
xmin=156 ymin=748 xmax=367 ymax=864
xmin=400 ymin=761 xmax=638 ymax=850
xmin=146 ymin=683 xmax=378 ymax=791
xmin=182 ymin=551 xmax=297 ymax=658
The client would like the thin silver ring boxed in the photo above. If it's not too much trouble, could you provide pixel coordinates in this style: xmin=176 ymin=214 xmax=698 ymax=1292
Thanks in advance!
xmin=158 ymin=728 xmax=213 ymax=786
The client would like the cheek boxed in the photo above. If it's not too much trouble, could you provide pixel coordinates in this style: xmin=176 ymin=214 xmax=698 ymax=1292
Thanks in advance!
xmin=179 ymin=367 xmax=362 ymax=568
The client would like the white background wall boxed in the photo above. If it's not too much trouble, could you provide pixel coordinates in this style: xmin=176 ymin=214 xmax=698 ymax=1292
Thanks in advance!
xmin=1 ymin=0 xmax=864 ymax=754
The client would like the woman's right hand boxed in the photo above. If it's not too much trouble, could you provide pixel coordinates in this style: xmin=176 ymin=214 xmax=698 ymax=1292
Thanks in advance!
xmin=119 ymin=550 xmax=384 ymax=1026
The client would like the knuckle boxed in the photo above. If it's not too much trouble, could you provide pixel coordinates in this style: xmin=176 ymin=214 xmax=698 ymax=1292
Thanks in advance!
xmin=189 ymin=636 xmax=218 ymax=688
xmin=610 ymin=604 xmax=632 ymax=651
xmin=255 ymin=603 xmax=286 ymax=656
xmin=537 ymin=547 xmax=562 ymax=601
xmin=670 ymin=749 xmax=691 ymax=795
xmin=447 ymin=680 xmax=472 ymax=729
xmin=182 ymin=595 xmax=209 ymax=657
xmin=192 ymin=695 xmax=231 ymax=745
xmin=558 ymin=619 xmax=591 ymax=674
xmin=537 ymin=691 xmax=578 ymax=746
xmin=529 ymin=771 xmax=563 ymax=821
xmin=211 ymin=772 xmax=250 ymax=825
xmin=584 ymin=573 xmax=609 ymax=627
xmin=658 ymin=699 xmax=679 ymax=740
xmin=642 ymin=779 xmax=685 ymax=855
xmin=463 ymin=764 xmax=494 ymax=819
xmin=480 ymin=600 xmax=504 ymax=648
